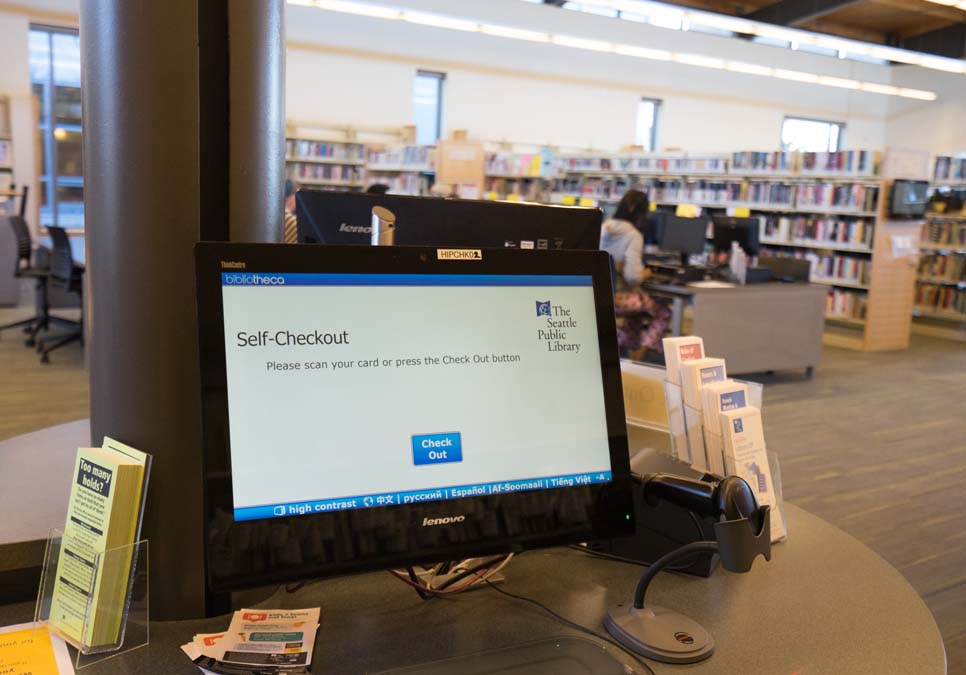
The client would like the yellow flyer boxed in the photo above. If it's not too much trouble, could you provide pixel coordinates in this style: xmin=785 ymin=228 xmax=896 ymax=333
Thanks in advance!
xmin=0 ymin=623 xmax=74 ymax=675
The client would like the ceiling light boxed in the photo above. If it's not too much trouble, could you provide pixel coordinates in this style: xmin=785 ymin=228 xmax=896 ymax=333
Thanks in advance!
xmin=313 ymin=0 xmax=401 ymax=19
xmin=686 ymin=12 xmax=756 ymax=34
xmin=552 ymin=35 xmax=614 ymax=52
xmin=861 ymin=82 xmax=900 ymax=96
xmin=899 ymin=88 xmax=939 ymax=101
xmin=402 ymin=11 xmax=478 ymax=32
xmin=479 ymin=23 xmax=550 ymax=42
xmin=673 ymin=53 xmax=725 ymax=69
xmin=917 ymin=55 xmax=966 ymax=74
xmin=614 ymin=44 xmax=672 ymax=61
xmin=774 ymin=68 xmax=820 ymax=83
xmin=818 ymin=75 xmax=861 ymax=90
xmin=726 ymin=61 xmax=774 ymax=77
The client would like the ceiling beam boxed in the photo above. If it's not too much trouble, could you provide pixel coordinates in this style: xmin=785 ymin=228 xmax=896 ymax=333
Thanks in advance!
xmin=875 ymin=0 xmax=966 ymax=25
xmin=744 ymin=0 xmax=865 ymax=26
xmin=900 ymin=21 xmax=966 ymax=59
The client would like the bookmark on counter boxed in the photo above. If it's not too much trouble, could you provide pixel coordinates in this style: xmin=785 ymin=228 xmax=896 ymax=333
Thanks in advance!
xmin=0 ymin=622 xmax=74 ymax=675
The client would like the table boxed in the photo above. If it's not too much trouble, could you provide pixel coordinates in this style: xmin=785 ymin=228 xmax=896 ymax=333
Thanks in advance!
xmin=0 ymin=504 xmax=945 ymax=674
xmin=644 ymin=281 xmax=826 ymax=376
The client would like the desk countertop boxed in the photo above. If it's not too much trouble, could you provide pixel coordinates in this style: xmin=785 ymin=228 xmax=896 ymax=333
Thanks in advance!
xmin=0 ymin=504 xmax=945 ymax=674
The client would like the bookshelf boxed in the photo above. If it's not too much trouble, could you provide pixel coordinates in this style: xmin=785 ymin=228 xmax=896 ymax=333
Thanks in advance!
xmin=914 ymin=171 xmax=966 ymax=340
xmin=0 ymin=96 xmax=16 ymax=217
xmin=286 ymin=137 xmax=365 ymax=190
xmin=365 ymin=144 xmax=435 ymax=196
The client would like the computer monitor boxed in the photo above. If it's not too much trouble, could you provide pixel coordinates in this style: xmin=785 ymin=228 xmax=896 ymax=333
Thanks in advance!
xmin=659 ymin=215 xmax=708 ymax=265
xmin=194 ymin=243 xmax=634 ymax=591
xmin=295 ymin=190 xmax=602 ymax=251
xmin=712 ymin=216 xmax=761 ymax=256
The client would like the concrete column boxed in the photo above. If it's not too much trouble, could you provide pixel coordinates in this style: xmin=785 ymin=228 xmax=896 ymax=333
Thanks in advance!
xmin=81 ymin=0 xmax=284 ymax=619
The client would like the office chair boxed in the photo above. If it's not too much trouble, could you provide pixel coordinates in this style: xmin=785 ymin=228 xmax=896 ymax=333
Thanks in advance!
xmin=36 ymin=225 xmax=84 ymax=363
xmin=0 ymin=214 xmax=52 ymax=347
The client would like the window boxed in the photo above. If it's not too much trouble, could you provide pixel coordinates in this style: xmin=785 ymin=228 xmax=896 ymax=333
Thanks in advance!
xmin=635 ymin=98 xmax=661 ymax=152
xmin=413 ymin=70 xmax=445 ymax=146
xmin=30 ymin=25 xmax=84 ymax=231
xmin=781 ymin=116 xmax=844 ymax=153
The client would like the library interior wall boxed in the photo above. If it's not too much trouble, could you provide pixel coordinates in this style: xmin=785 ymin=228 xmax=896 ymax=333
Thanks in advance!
xmin=0 ymin=9 xmax=38 ymax=223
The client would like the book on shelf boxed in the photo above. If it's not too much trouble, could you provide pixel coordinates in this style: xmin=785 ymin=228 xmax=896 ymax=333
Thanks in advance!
xmin=486 ymin=150 xmax=553 ymax=178
xmin=730 ymin=151 xmax=794 ymax=174
xmin=285 ymin=138 xmax=364 ymax=162
xmin=799 ymin=150 xmax=880 ymax=177
xmin=761 ymin=215 xmax=873 ymax=249
xmin=918 ymin=253 xmax=966 ymax=284
xmin=367 ymin=145 xmax=432 ymax=170
xmin=795 ymin=183 xmax=878 ymax=212
xmin=293 ymin=162 xmax=362 ymax=185
xmin=933 ymin=156 xmax=966 ymax=183
xmin=915 ymin=282 xmax=966 ymax=315
xmin=557 ymin=154 xmax=728 ymax=175
xmin=923 ymin=217 xmax=966 ymax=247
xmin=825 ymin=288 xmax=867 ymax=320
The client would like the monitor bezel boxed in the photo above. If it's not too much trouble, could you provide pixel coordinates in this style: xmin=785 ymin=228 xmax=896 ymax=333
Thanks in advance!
xmin=195 ymin=242 xmax=635 ymax=591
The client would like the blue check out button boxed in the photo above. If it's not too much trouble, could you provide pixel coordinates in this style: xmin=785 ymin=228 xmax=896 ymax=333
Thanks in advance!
xmin=412 ymin=432 xmax=463 ymax=466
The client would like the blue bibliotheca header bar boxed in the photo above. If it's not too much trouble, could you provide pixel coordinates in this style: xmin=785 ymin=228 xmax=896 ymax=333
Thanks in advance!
xmin=234 ymin=471 xmax=612 ymax=522
xmin=221 ymin=272 xmax=593 ymax=287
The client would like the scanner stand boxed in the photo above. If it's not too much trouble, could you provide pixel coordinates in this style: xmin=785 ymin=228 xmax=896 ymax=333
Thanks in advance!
xmin=604 ymin=479 xmax=772 ymax=665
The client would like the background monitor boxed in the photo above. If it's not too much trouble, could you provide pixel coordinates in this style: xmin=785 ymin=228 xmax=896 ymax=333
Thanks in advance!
xmin=296 ymin=190 xmax=603 ymax=251
xmin=712 ymin=216 xmax=761 ymax=256
xmin=195 ymin=243 xmax=634 ymax=591
xmin=659 ymin=215 xmax=709 ymax=264
xmin=889 ymin=179 xmax=928 ymax=219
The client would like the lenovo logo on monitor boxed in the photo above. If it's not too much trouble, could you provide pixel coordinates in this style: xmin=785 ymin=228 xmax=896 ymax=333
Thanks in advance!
xmin=423 ymin=515 xmax=466 ymax=527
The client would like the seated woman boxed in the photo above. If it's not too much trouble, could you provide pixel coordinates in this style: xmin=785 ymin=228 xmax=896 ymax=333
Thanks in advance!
xmin=599 ymin=189 xmax=671 ymax=360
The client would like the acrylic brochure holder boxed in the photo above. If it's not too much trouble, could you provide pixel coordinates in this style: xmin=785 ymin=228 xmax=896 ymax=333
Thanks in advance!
xmin=34 ymin=450 xmax=152 ymax=668
xmin=35 ymin=531 xmax=149 ymax=667
xmin=663 ymin=377 xmax=787 ymax=541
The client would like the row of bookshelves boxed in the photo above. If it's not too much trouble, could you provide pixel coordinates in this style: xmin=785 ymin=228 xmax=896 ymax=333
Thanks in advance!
xmin=760 ymin=247 xmax=870 ymax=289
xmin=825 ymin=288 xmax=868 ymax=322
xmin=555 ymin=150 xmax=881 ymax=178
xmin=922 ymin=215 xmax=966 ymax=248
xmin=761 ymin=214 xmax=874 ymax=251
xmin=291 ymin=163 xmax=364 ymax=187
xmin=918 ymin=253 xmax=965 ymax=286
xmin=366 ymin=145 xmax=433 ymax=171
xmin=545 ymin=178 xmax=878 ymax=215
xmin=286 ymin=138 xmax=366 ymax=163
xmin=915 ymin=283 xmax=966 ymax=317
xmin=731 ymin=150 xmax=880 ymax=177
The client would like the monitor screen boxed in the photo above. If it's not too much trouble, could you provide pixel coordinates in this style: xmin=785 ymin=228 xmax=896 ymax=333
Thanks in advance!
xmin=196 ymin=243 xmax=634 ymax=590
xmin=295 ymin=190 xmax=602 ymax=251
xmin=889 ymin=180 xmax=928 ymax=218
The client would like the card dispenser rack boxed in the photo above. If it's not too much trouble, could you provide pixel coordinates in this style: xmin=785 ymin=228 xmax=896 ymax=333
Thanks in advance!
xmin=664 ymin=377 xmax=787 ymax=541
xmin=34 ymin=452 xmax=152 ymax=669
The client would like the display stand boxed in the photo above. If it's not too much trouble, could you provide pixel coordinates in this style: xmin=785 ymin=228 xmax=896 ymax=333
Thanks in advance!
xmin=662 ymin=378 xmax=786 ymax=541
xmin=33 ymin=445 xmax=152 ymax=668
xmin=34 ymin=530 xmax=149 ymax=668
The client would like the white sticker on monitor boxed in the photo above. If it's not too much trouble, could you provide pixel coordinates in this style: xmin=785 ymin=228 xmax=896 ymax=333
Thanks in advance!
xmin=437 ymin=249 xmax=483 ymax=261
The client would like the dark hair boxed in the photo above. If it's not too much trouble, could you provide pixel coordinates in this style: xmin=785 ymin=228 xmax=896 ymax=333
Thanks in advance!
xmin=613 ymin=189 xmax=649 ymax=225
xmin=284 ymin=179 xmax=295 ymax=198
xmin=366 ymin=183 xmax=391 ymax=194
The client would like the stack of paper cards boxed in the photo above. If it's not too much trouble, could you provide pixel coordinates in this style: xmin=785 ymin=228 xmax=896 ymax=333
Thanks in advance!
xmin=700 ymin=380 xmax=750 ymax=476
xmin=662 ymin=336 xmax=705 ymax=385
xmin=678 ymin=358 xmax=727 ymax=471
xmin=720 ymin=407 xmax=787 ymax=542
xmin=662 ymin=336 xmax=706 ymax=463
xmin=181 ymin=608 xmax=320 ymax=675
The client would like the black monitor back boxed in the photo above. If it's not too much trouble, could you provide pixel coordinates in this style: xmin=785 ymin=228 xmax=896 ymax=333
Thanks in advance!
xmin=296 ymin=190 xmax=602 ymax=251
xmin=759 ymin=255 xmax=810 ymax=282
xmin=712 ymin=216 xmax=761 ymax=256
xmin=660 ymin=215 xmax=708 ymax=256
